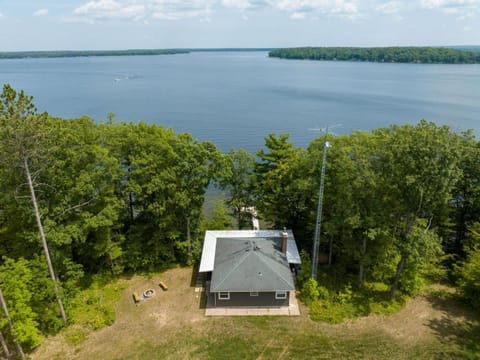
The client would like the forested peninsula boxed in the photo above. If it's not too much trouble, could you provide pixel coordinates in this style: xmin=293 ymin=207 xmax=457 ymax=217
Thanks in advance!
xmin=269 ymin=46 xmax=480 ymax=64
xmin=0 ymin=49 xmax=189 ymax=59
xmin=0 ymin=48 xmax=275 ymax=60
xmin=1 ymin=84 xmax=480 ymax=358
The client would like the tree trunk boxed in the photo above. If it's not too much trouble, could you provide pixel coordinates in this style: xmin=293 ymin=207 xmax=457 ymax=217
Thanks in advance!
xmin=128 ymin=192 xmax=135 ymax=222
xmin=24 ymin=158 xmax=68 ymax=326
xmin=107 ymin=253 xmax=115 ymax=276
xmin=389 ymin=253 xmax=406 ymax=298
xmin=0 ymin=288 xmax=26 ymax=360
xmin=328 ymin=236 xmax=333 ymax=267
xmin=389 ymin=219 xmax=417 ymax=297
xmin=358 ymin=236 xmax=367 ymax=287
xmin=186 ymin=216 xmax=191 ymax=261
xmin=0 ymin=329 xmax=12 ymax=360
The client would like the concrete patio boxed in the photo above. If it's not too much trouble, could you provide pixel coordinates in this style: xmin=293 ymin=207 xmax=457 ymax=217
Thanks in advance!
xmin=204 ymin=289 xmax=300 ymax=316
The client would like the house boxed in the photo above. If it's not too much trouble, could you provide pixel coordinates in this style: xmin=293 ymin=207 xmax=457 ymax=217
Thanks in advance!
xmin=199 ymin=230 xmax=301 ymax=310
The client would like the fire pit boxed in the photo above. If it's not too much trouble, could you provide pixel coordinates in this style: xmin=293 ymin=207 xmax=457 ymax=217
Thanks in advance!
xmin=143 ymin=289 xmax=156 ymax=299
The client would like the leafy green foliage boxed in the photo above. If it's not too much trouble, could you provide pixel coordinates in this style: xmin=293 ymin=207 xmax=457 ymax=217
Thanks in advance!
xmin=67 ymin=275 xmax=126 ymax=331
xmin=220 ymin=149 xmax=255 ymax=228
xmin=301 ymin=278 xmax=320 ymax=305
xmin=0 ymin=85 xmax=229 ymax=350
xmin=254 ymin=133 xmax=313 ymax=242
xmin=0 ymin=258 xmax=42 ymax=351
xmin=202 ymin=199 xmax=234 ymax=231
xmin=1 ymin=84 xmax=480 ymax=352
xmin=456 ymin=225 xmax=480 ymax=308
xmin=307 ymin=279 xmax=406 ymax=324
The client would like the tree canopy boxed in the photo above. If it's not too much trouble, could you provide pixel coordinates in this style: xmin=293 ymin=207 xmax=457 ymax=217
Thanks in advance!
xmin=1 ymin=85 xmax=479 ymax=356
xmin=269 ymin=47 xmax=480 ymax=64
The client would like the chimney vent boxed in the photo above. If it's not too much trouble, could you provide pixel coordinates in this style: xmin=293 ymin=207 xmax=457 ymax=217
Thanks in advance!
xmin=281 ymin=228 xmax=288 ymax=255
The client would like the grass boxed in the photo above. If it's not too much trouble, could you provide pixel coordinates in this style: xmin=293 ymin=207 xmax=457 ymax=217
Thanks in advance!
xmin=65 ymin=274 xmax=128 ymax=333
xmin=117 ymin=321 xmax=449 ymax=360
xmin=32 ymin=268 xmax=480 ymax=360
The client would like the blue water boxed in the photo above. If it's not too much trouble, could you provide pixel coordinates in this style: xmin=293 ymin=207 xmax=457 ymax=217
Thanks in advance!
xmin=1 ymin=51 xmax=479 ymax=152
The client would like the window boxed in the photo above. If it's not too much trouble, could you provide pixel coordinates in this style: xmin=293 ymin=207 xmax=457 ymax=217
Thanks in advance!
xmin=250 ymin=292 xmax=259 ymax=297
xmin=275 ymin=291 xmax=287 ymax=300
xmin=218 ymin=292 xmax=230 ymax=300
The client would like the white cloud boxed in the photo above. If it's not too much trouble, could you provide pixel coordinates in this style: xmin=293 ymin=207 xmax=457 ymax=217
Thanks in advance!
xmin=150 ymin=0 xmax=214 ymax=20
xmin=72 ymin=0 xmax=368 ymax=22
xmin=375 ymin=1 xmax=402 ymax=14
xmin=290 ymin=11 xmax=306 ymax=18
xmin=73 ymin=0 xmax=215 ymax=21
xmin=420 ymin=0 xmax=477 ymax=9
xmin=33 ymin=8 xmax=49 ymax=16
xmin=74 ymin=1 xmax=145 ymax=21
xmin=223 ymin=0 xmax=254 ymax=9
xmin=420 ymin=0 xmax=480 ymax=17
xmin=269 ymin=0 xmax=360 ymax=19
xmin=70 ymin=0 xmax=480 ymax=24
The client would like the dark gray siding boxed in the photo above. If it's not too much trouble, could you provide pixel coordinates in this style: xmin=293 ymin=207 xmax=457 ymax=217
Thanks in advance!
xmin=214 ymin=291 xmax=289 ymax=307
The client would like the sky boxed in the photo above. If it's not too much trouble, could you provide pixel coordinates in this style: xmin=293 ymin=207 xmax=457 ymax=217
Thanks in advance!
xmin=0 ymin=0 xmax=478 ymax=51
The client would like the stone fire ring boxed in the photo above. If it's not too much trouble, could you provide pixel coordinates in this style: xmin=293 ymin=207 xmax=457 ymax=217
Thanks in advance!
xmin=143 ymin=289 xmax=156 ymax=298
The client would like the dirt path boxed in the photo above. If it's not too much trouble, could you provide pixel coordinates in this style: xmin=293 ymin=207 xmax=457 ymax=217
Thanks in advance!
xmin=32 ymin=269 xmax=477 ymax=359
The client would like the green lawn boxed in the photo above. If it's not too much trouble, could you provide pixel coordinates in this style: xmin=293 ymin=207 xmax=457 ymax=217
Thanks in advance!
xmin=32 ymin=268 xmax=480 ymax=360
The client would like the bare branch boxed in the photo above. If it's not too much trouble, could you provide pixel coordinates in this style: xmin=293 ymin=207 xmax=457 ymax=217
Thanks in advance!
xmin=425 ymin=216 xmax=434 ymax=232
xmin=59 ymin=198 xmax=96 ymax=217
xmin=35 ymin=182 xmax=57 ymax=191
xmin=14 ymin=183 xmax=30 ymax=200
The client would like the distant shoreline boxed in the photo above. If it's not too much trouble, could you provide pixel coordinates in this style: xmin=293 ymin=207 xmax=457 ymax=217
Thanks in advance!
xmin=0 ymin=48 xmax=274 ymax=60
xmin=1 ymin=46 xmax=479 ymax=61
xmin=269 ymin=46 xmax=480 ymax=64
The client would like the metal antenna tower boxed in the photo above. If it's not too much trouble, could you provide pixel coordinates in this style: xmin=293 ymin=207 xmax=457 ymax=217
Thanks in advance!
xmin=309 ymin=125 xmax=339 ymax=280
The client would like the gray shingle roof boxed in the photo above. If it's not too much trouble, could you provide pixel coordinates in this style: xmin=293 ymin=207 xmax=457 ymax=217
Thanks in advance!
xmin=199 ymin=230 xmax=301 ymax=273
xmin=210 ymin=237 xmax=295 ymax=292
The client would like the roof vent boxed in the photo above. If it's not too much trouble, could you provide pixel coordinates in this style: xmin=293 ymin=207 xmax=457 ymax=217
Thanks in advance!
xmin=258 ymin=272 xmax=263 ymax=276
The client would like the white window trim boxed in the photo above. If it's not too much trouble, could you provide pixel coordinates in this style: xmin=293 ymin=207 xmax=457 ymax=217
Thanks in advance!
xmin=218 ymin=291 xmax=230 ymax=300
xmin=275 ymin=291 xmax=287 ymax=300
xmin=250 ymin=292 xmax=259 ymax=297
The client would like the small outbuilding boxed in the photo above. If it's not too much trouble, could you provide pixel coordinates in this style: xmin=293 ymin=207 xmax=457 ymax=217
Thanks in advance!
xmin=199 ymin=230 xmax=301 ymax=310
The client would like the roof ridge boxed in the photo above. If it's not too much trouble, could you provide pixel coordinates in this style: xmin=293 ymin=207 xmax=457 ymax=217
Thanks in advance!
xmin=254 ymin=249 xmax=293 ymax=289
xmin=212 ymin=246 xmax=252 ymax=291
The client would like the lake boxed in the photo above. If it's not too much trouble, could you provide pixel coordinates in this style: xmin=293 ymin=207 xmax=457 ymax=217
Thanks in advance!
xmin=1 ymin=51 xmax=479 ymax=152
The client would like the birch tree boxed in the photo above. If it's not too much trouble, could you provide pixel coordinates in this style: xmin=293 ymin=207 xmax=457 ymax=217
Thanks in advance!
xmin=0 ymin=84 xmax=67 ymax=325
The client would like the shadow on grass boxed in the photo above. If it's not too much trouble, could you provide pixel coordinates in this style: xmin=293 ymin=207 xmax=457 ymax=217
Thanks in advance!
xmin=198 ymin=289 xmax=208 ymax=310
xmin=425 ymin=291 xmax=480 ymax=358
xmin=190 ymin=262 xmax=200 ymax=287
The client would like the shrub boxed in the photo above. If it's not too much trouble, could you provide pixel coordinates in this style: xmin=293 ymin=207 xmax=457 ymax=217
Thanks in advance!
xmin=297 ymin=250 xmax=312 ymax=286
xmin=67 ymin=275 xmax=126 ymax=331
xmin=309 ymin=300 xmax=357 ymax=324
xmin=335 ymin=284 xmax=353 ymax=305
xmin=456 ymin=247 xmax=480 ymax=309
xmin=301 ymin=278 xmax=320 ymax=305
xmin=399 ymin=265 xmax=425 ymax=295
xmin=306 ymin=280 xmax=407 ymax=323
xmin=318 ymin=285 xmax=329 ymax=300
